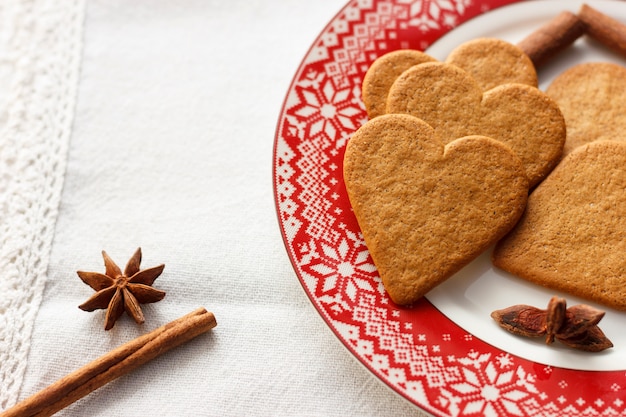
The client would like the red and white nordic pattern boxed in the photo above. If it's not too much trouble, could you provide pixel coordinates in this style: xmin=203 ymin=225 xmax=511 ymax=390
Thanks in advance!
xmin=273 ymin=1 xmax=626 ymax=415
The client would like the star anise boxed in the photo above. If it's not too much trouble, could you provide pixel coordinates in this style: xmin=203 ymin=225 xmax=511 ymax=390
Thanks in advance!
xmin=491 ymin=296 xmax=613 ymax=352
xmin=78 ymin=248 xmax=166 ymax=330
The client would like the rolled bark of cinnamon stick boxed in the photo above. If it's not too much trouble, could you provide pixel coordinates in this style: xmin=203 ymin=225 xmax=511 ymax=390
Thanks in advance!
xmin=579 ymin=4 xmax=626 ymax=58
xmin=517 ymin=10 xmax=585 ymax=67
xmin=1 ymin=308 xmax=217 ymax=417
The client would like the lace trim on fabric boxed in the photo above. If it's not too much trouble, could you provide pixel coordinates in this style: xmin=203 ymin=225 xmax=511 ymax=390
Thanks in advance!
xmin=0 ymin=0 xmax=85 ymax=409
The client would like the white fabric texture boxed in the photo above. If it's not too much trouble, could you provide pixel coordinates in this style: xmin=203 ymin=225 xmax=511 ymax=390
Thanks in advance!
xmin=0 ymin=0 xmax=427 ymax=415
xmin=0 ymin=0 xmax=84 ymax=410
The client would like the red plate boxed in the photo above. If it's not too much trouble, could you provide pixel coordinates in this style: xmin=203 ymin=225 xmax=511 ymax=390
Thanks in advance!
xmin=273 ymin=1 xmax=626 ymax=415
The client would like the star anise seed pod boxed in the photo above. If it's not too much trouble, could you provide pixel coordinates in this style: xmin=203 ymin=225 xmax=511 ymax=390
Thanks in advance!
xmin=78 ymin=248 xmax=166 ymax=330
xmin=491 ymin=296 xmax=613 ymax=352
xmin=489 ymin=304 xmax=547 ymax=338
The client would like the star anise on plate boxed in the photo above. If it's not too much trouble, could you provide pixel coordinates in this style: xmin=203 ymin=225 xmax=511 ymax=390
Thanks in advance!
xmin=78 ymin=248 xmax=166 ymax=330
xmin=491 ymin=296 xmax=613 ymax=352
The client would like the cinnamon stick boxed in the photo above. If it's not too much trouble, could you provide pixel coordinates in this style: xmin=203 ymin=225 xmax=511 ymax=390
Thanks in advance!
xmin=579 ymin=4 xmax=626 ymax=58
xmin=517 ymin=11 xmax=585 ymax=67
xmin=1 ymin=308 xmax=217 ymax=417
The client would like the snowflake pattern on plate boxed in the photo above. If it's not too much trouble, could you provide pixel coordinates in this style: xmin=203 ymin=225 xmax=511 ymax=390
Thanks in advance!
xmin=273 ymin=0 xmax=626 ymax=415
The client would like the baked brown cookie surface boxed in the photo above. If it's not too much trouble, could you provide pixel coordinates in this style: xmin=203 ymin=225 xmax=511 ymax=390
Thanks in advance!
xmin=386 ymin=62 xmax=565 ymax=187
xmin=493 ymin=140 xmax=626 ymax=310
xmin=547 ymin=62 xmax=626 ymax=156
xmin=362 ymin=38 xmax=537 ymax=120
xmin=362 ymin=49 xmax=436 ymax=119
xmin=344 ymin=114 xmax=528 ymax=306
xmin=446 ymin=38 xmax=537 ymax=90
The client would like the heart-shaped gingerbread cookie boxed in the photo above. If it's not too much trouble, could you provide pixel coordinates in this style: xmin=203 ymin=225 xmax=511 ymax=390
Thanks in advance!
xmin=362 ymin=50 xmax=437 ymax=119
xmin=362 ymin=38 xmax=537 ymax=120
xmin=344 ymin=114 xmax=528 ymax=306
xmin=386 ymin=62 xmax=565 ymax=187
xmin=493 ymin=140 xmax=626 ymax=311
xmin=547 ymin=62 xmax=626 ymax=156
xmin=445 ymin=37 xmax=538 ymax=90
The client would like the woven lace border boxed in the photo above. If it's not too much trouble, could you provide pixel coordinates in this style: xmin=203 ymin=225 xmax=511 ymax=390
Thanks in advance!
xmin=0 ymin=0 xmax=85 ymax=409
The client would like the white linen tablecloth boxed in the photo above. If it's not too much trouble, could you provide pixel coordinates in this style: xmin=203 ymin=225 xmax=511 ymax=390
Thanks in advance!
xmin=0 ymin=0 xmax=426 ymax=415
